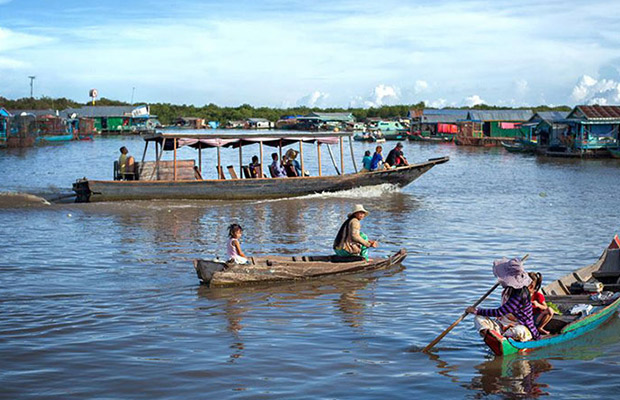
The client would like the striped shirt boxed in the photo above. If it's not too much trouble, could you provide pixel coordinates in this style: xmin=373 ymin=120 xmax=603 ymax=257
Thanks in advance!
xmin=476 ymin=293 xmax=540 ymax=340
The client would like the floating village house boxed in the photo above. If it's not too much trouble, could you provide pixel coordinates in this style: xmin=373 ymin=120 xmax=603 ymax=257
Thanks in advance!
xmin=296 ymin=112 xmax=355 ymax=131
xmin=62 ymin=105 xmax=159 ymax=134
xmin=523 ymin=111 xmax=569 ymax=149
xmin=0 ymin=107 xmax=10 ymax=147
xmin=0 ymin=109 xmax=37 ymax=148
xmin=550 ymin=105 xmax=620 ymax=157
xmin=457 ymin=109 xmax=533 ymax=146
xmin=409 ymin=109 xmax=470 ymax=138
xmin=246 ymin=118 xmax=274 ymax=129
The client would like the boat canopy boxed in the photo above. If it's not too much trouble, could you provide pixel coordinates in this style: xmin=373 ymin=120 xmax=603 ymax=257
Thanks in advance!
xmin=144 ymin=132 xmax=349 ymax=150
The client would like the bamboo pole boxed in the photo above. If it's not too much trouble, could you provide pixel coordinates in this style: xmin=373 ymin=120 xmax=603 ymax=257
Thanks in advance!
xmin=173 ymin=138 xmax=177 ymax=181
xmin=259 ymin=141 xmax=264 ymax=178
xmin=217 ymin=146 xmax=222 ymax=180
xmin=198 ymin=144 xmax=202 ymax=173
xmin=317 ymin=143 xmax=322 ymax=176
xmin=339 ymin=137 xmax=345 ymax=174
xmin=327 ymin=144 xmax=340 ymax=175
xmin=299 ymin=140 xmax=304 ymax=176
xmin=239 ymin=144 xmax=243 ymax=178
xmin=348 ymin=136 xmax=358 ymax=173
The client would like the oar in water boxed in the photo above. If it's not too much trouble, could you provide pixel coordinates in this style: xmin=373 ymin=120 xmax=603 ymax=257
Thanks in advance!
xmin=422 ymin=254 xmax=529 ymax=353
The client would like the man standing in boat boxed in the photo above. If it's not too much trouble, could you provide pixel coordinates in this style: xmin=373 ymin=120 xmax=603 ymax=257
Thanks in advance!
xmin=333 ymin=205 xmax=378 ymax=261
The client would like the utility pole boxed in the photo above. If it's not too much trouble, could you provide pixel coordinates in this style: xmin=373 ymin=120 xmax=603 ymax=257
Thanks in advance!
xmin=131 ymin=87 xmax=135 ymax=105
xmin=28 ymin=76 xmax=36 ymax=98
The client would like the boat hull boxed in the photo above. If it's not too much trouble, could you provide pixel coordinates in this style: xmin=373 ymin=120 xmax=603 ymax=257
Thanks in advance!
xmin=609 ymin=148 xmax=620 ymax=159
xmin=73 ymin=156 xmax=448 ymax=202
xmin=194 ymin=249 xmax=407 ymax=287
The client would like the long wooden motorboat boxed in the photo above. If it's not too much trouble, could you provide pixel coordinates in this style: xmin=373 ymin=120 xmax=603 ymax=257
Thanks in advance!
xmin=194 ymin=248 xmax=407 ymax=287
xmin=72 ymin=132 xmax=449 ymax=202
xmin=482 ymin=236 xmax=620 ymax=356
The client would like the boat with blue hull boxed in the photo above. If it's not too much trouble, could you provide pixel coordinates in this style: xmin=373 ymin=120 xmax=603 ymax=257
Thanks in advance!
xmin=482 ymin=236 xmax=620 ymax=356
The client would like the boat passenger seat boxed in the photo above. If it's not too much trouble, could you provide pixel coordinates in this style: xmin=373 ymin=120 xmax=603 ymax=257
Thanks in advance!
xmin=216 ymin=166 xmax=226 ymax=180
xmin=227 ymin=165 xmax=238 ymax=179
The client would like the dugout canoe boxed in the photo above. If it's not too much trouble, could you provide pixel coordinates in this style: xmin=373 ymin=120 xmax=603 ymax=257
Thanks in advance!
xmin=482 ymin=236 xmax=620 ymax=356
xmin=194 ymin=248 xmax=407 ymax=287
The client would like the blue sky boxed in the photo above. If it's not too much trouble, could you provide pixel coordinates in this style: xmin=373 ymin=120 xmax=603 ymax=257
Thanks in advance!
xmin=1 ymin=0 xmax=620 ymax=107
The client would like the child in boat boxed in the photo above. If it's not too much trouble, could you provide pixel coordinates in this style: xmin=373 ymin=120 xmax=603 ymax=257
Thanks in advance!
xmin=361 ymin=150 xmax=372 ymax=172
xmin=369 ymin=146 xmax=384 ymax=171
xmin=227 ymin=224 xmax=249 ymax=264
xmin=466 ymin=257 xmax=540 ymax=341
xmin=528 ymin=272 xmax=554 ymax=335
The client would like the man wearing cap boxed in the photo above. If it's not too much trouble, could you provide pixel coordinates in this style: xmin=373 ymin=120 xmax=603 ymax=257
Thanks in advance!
xmin=333 ymin=205 xmax=378 ymax=261
xmin=385 ymin=142 xmax=409 ymax=168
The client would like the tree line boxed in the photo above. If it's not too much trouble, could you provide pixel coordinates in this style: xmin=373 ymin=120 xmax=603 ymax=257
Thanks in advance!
xmin=0 ymin=96 xmax=571 ymax=125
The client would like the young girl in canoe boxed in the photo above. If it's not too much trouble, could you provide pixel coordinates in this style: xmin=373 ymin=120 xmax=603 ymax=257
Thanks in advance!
xmin=528 ymin=272 xmax=554 ymax=335
xmin=227 ymin=224 xmax=249 ymax=264
xmin=466 ymin=257 xmax=540 ymax=341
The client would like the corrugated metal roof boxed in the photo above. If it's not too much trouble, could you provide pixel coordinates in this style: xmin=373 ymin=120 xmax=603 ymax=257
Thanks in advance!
xmin=467 ymin=110 xmax=533 ymax=121
xmin=574 ymin=105 xmax=620 ymax=120
xmin=423 ymin=109 xmax=470 ymax=116
xmin=61 ymin=106 xmax=136 ymax=118
xmin=528 ymin=111 xmax=568 ymax=124
xmin=420 ymin=114 xmax=465 ymax=123
xmin=9 ymin=109 xmax=57 ymax=117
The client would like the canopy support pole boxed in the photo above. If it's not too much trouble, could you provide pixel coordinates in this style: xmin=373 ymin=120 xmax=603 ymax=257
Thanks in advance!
xmin=156 ymin=138 xmax=166 ymax=181
xmin=327 ymin=144 xmax=340 ymax=175
xmin=141 ymin=141 xmax=148 ymax=163
xmin=239 ymin=144 xmax=243 ymax=178
xmin=259 ymin=141 xmax=264 ymax=178
xmin=317 ymin=143 xmax=322 ymax=176
xmin=279 ymin=139 xmax=283 ymax=160
xmin=339 ymin=137 xmax=345 ymax=174
xmin=348 ymin=136 xmax=358 ymax=173
xmin=198 ymin=145 xmax=202 ymax=173
xmin=299 ymin=140 xmax=304 ymax=176
xmin=173 ymin=138 xmax=177 ymax=181
xmin=217 ymin=146 xmax=222 ymax=180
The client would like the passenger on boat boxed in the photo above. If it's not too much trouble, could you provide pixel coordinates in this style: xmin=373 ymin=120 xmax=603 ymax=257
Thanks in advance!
xmin=528 ymin=272 xmax=553 ymax=335
xmin=333 ymin=204 xmax=378 ymax=261
xmin=249 ymin=155 xmax=260 ymax=178
xmin=466 ymin=258 xmax=540 ymax=341
xmin=227 ymin=223 xmax=249 ymax=264
xmin=270 ymin=153 xmax=287 ymax=178
xmin=385 ymin=142 xmax=409 ymax=168
xmin=361 ymin=150 xmax=372 ymax=172
xmin=369 ymin=146 xmax=384 ymax=171
xmin=284 ymin=149 xmax=303 ymax=177
xmin=118 ymin=146 xmax=135 ymax=180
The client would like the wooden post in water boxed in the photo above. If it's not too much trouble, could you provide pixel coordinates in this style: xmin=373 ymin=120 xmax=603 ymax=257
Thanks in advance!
xmin=348 ymin=136 xmax=358 ymax=173
xmin=299 ymin=140 xmax=304 ymax=176
xmin=217 ymin=146 xmax=222 ymax=180
xmin=317 ymin=143 xmax=322 ymax=176
xmin=259 ymin=141 xmax=264 ymax=178
xmin=339 ymin=137 xmax=345 ymax=174
xmin=173 ymin=138 xmax=177 ymax=181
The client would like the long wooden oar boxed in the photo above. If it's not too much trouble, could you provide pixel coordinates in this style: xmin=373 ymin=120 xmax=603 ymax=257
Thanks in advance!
xmin=422 ymin=254 xmax=529 ymax=353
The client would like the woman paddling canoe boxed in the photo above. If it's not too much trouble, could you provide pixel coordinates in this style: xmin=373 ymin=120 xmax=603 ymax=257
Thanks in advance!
xmin=466 ymin=257 xmax=541 ymax=342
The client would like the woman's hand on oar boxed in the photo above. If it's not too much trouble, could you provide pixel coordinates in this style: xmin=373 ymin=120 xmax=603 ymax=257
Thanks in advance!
xmin=422 ymin=254 xmax=529 ymax=353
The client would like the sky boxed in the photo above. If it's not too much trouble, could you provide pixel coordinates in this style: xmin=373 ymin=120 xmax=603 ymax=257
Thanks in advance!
xmin=1 ymin=0 xmax=620 ymax=108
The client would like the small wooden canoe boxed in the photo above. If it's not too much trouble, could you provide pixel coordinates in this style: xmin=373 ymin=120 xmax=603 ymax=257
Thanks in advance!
xmin=194 ymin=249 xmax=407 ymax=287
xmin=482 ymin=236 xmax=620 ymax=356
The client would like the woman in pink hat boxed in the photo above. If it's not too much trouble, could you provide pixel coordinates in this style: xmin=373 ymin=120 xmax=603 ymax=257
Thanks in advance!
xmin=466 ymin=257 xmax=540 ymax=341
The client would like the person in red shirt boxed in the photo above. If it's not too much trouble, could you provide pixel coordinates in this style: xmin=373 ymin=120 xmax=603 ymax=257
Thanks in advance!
xmin=528 ymin=272 xmax=554 ymax=335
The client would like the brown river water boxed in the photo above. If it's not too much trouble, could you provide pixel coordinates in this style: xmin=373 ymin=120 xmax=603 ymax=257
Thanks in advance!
xmin=1 ymin=133 xmax=619 ymax=399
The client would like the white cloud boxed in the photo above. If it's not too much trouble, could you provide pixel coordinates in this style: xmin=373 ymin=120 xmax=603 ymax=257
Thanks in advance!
xmin=571 ymin=75 xmax=620 ymax=105
xmin=297 ymin=91 xmax=330 ymax=107
xmin=414 ymin=80 xmax=429 ymax=94
xmin=463 ymin=94 xmax=485 ymax=107
xmin=365 ymin=84 xmax=400 ymax=107
xmin=515 ymin=79 xmax=529 ymax=97
xmin=426 ymin=98 xmax=448 ymax=108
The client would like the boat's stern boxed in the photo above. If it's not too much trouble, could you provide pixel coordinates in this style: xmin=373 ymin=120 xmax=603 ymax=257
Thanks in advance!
xmin=72 ymin=179 xmax=91 ymax=203
xmin=483 ymin=329 xmax=519 ymax=356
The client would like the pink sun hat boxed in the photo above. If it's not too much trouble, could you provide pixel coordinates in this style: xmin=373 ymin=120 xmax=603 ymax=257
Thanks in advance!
xmin=492 ymin=257 xmax=532 ymax=289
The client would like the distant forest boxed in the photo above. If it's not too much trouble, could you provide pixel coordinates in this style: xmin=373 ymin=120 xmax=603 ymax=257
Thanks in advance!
xmin=0 ymin=96 xmax=572 ymax=125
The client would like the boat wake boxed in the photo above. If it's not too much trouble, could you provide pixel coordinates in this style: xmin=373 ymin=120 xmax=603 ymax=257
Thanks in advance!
xmin=0 ymin=192 xmax=52 ymax=208
xmin=251 ymin=183 xmax=402 ymax=204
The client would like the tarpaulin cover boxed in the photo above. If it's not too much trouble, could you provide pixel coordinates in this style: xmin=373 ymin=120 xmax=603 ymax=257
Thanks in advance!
xmin=500 ymin=122 xmax=520 ymax=129
xmin=161 ymin=136 xmax=341 ymax=151
xmin=437 ymin=123 xmax=458 ymax=134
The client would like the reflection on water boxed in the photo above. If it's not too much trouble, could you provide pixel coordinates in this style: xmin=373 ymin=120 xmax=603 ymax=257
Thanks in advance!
xmin=1 ymin=136 xmax=620 ymax=398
